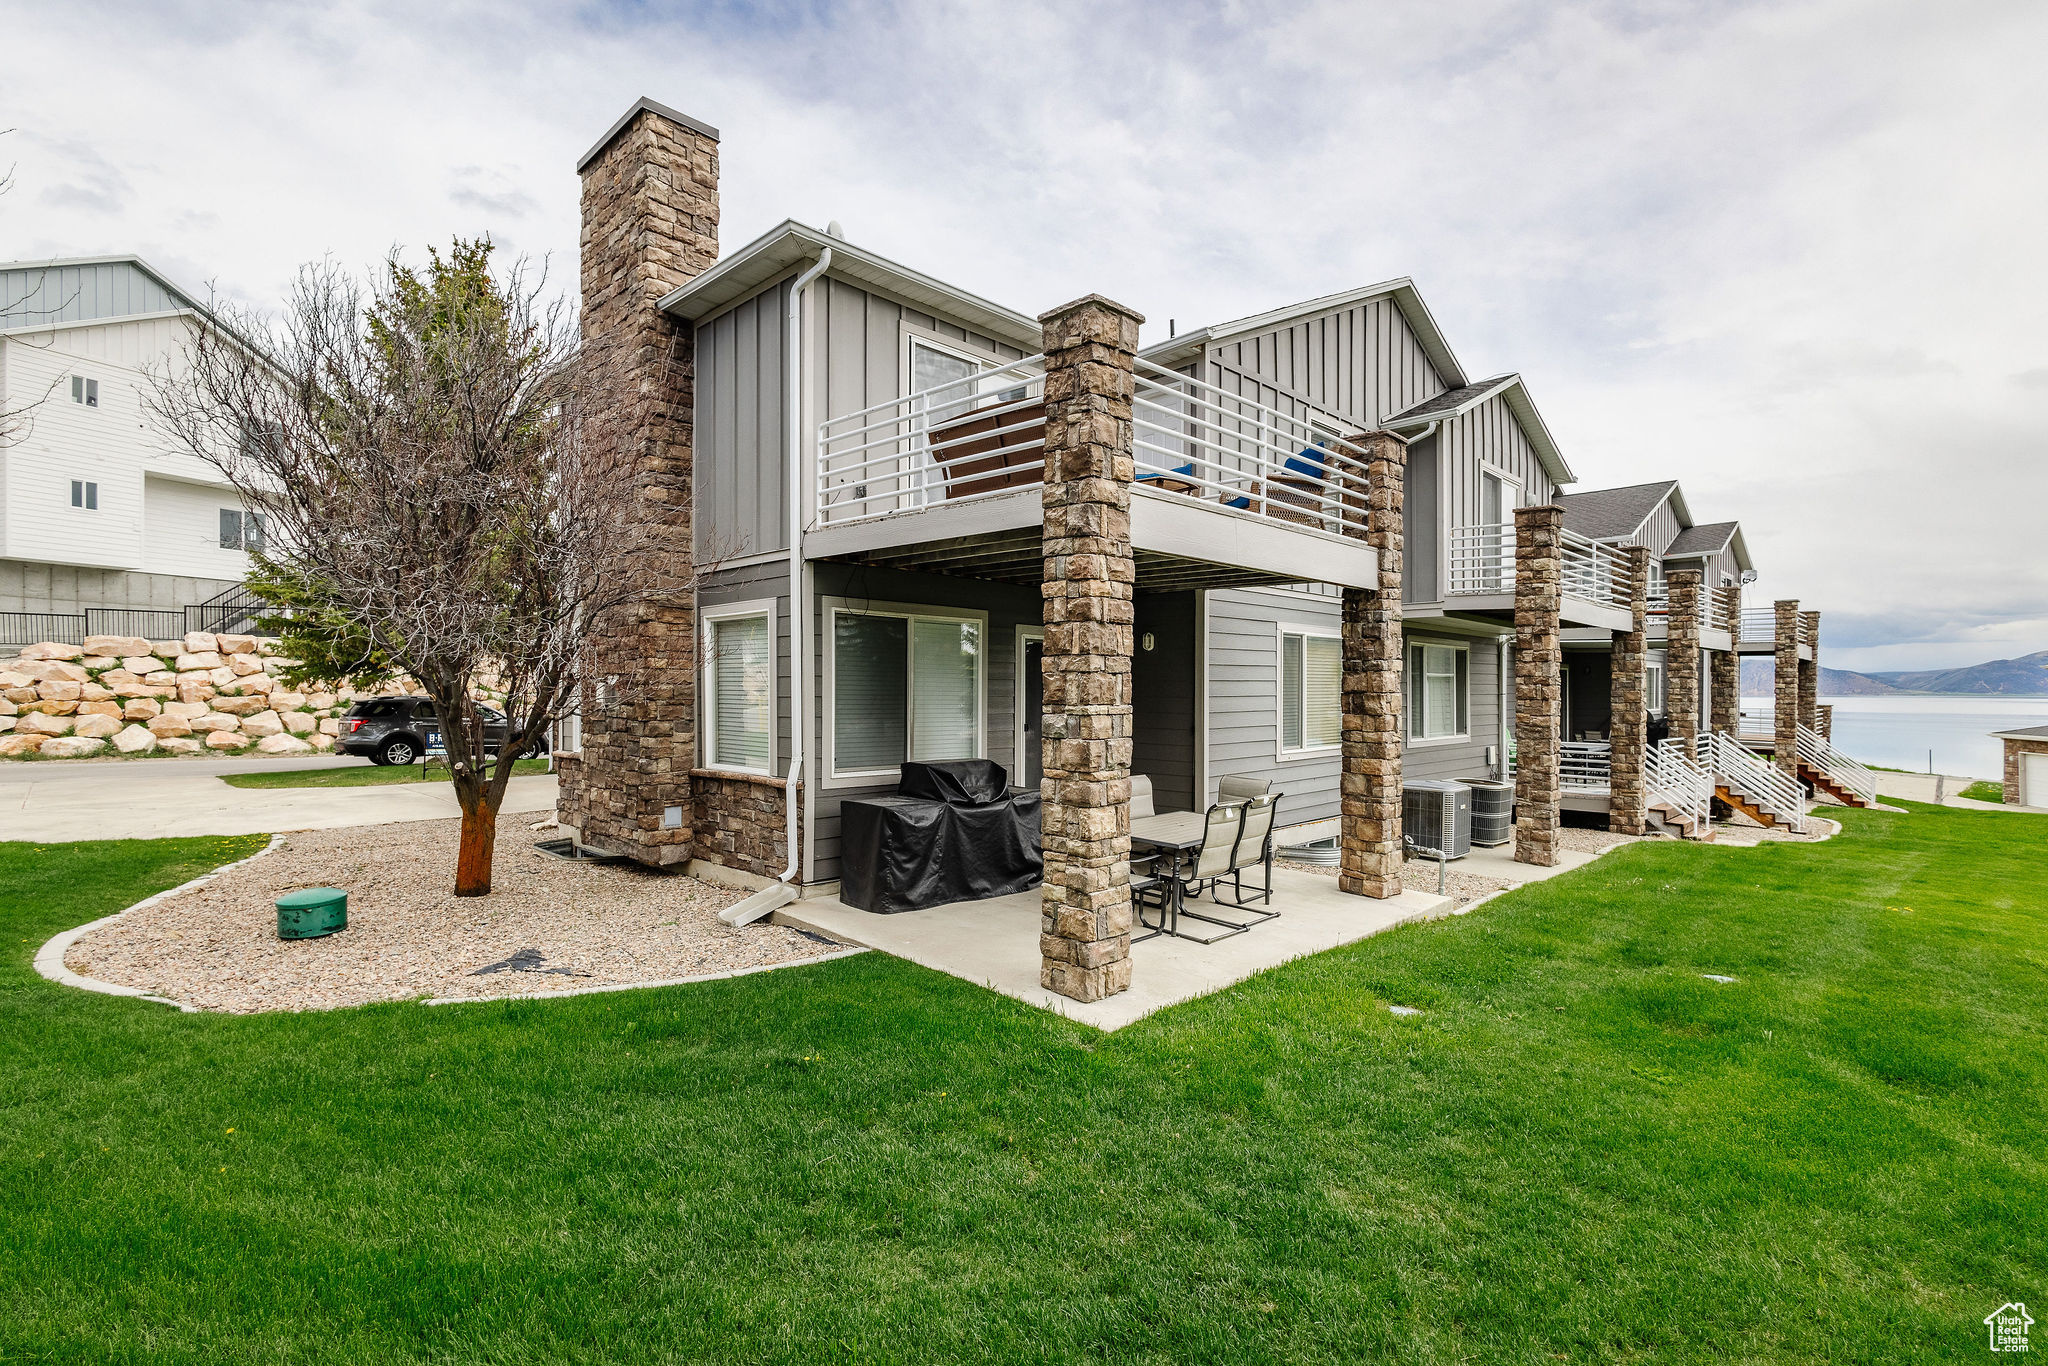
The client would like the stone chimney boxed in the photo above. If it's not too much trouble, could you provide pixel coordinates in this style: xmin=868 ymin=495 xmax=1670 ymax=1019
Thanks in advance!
xmin=556 ymin=98 xmax=720 ymax=865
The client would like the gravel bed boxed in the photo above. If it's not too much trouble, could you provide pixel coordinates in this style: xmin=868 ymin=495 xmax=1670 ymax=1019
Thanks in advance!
xmin=1555 ymin=826 xmax=1645 ymax=855
xmin=66 ymin=811 xmax=848 ymax=1013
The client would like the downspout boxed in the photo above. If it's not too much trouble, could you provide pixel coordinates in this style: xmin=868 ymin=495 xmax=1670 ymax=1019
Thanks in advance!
xmin=721 ymin=244 xmax=833 ymax=927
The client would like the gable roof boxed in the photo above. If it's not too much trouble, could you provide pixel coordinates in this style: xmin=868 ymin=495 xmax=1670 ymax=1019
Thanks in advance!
xmin=1138 ymin=277 xmax=1468 ymax=389
xmin=1666 ymin=520 xmax=1736 ymax=556
xmin=0 ymin=253 xmax=207 ymax=333
xmin=658 ymin=220 xmax=1042 ymax=352
xmin=1556 ymin=480 xmax=1682 ymax=540
xmin=1993 ymin=725 xmax=2048 ymax=741
xmin=1385 ymin=373 xmax=1574 ymax=487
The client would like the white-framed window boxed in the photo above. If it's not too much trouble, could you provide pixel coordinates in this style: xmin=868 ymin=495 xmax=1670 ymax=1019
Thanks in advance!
xmin=1648 ymin=560 xmax=1668 ymax=603
xmin=70 ymin=376 xmax=99 ymax=407
xmin=1278 ymin=627 xmax=1342 ymax=756
xmin=1408 ymin=641 xmax=1470 ymax=742
xmin=826 ymin=599 xmax=985 ymax=783
xmin=1646 ymin=654 xmax=1668 ymax=718
xmin=218 ymin=508 xmax=266 ymax=550
xmin=1478 ymin=464 xmax=1520 ymax=527
xmin=70 ymin=480 xmax=98 ymax=510
xmin=702 ymin=600 xmax=777 ymax=775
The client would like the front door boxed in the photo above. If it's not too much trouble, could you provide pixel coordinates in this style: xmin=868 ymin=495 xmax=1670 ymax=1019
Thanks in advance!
xmin=1021 ymin=637 xmax=1044 ymax=790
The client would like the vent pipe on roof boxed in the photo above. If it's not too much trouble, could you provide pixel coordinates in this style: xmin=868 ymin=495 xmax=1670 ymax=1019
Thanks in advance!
xmin=825 ymin=220 xmax=845 ymax=240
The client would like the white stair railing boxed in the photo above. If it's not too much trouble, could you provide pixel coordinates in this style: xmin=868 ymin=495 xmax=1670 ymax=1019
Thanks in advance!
xmin=1708 ymin=732 xmax=1807 ymax=833
xmin=1796 ymin=724 xmax=1876 ymax=807
xmin=1646 ymin=738 xmax=1712 ymax=834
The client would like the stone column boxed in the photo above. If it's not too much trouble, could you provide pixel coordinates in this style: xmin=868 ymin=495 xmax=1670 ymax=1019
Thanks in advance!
xmin=1338 ymin=432 xmax=1404 ymax=898
xmin=1038 ymin=294 xmax=1141 ymax=1004
xmin=1667 ymin=569 xmax=1703 ymax=762
xmin=563 ymin=98 xmax=721 ymax=866
xmin=1608 ymin=545 xmax=1650 ymax=834
xmin=1819 ymin=703 xmax=1834 ymax=744
xmin=1773 ymin=599 xmax=1800 ymax=776
xmin=1710 ymin=584 xmax=1741 ymax=736
xmin=1799 ymin=611 xmax=1821 ymax=734
xmin=1513 ymin=504 xmax=1563 ymax=867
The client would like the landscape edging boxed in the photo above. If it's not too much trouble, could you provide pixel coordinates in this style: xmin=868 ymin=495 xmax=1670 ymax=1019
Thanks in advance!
xmin=32 ymin=833 xmax=289 ymax=1012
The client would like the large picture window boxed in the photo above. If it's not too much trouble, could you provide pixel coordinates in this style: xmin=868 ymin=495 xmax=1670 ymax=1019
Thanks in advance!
xmin=1408 ymin=641 xmax=1470 ymax=742
xmin=1280 ymin=629 xmax=1342 ymax=754
xmin=705 ymin=607 xmax=774 ymax=773
xmin=830 ymin=605 xmax=983 ymax=780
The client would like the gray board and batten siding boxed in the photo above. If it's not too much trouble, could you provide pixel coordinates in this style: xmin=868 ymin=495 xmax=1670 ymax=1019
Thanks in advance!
xmin=692 ymin=268 xmax=1028 ymax=563
xmin=0 ymin=258 xmax=194 ymax=329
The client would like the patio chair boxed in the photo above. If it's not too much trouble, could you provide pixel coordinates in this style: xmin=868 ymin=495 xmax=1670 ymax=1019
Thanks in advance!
xmin=1157 ymin=800 xmax=1257 ymax=944
xmin=1129 ymin=852 xmax=1169 ymax=943
xmin=1210 ymin=792 xmax=1281 ymax=920
xmin=1130 ymin=773 xmax=1156 ymax=820
xmin=1218 ymin=775 xmax=1270 ymax=802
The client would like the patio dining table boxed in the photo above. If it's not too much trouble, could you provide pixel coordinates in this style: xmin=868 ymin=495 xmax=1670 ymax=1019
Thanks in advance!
xmin=1129 ymin=810 xmax=1211 ymax=938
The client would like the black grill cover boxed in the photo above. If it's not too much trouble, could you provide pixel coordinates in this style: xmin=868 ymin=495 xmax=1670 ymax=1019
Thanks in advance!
xmin=839 ymin=761 xmax=1042 ymax=914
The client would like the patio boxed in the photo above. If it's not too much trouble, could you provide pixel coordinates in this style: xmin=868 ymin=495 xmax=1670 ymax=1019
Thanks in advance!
xmin=777 ymin=869 xmax=1455 ymax=1030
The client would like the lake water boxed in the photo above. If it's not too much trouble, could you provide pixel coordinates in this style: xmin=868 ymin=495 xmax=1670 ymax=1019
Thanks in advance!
xmin=1742 ymin=694 xmax=2048 ymax=780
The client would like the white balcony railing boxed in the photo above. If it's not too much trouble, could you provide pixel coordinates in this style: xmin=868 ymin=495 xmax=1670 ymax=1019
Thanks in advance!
xmin=1560 ymin=739 xmax=1611 ymax=791
xmin=1646 ymin=737 xmax=1713 ymax=833
xmin=1447 ymin=524 xmax=1632 ymax=611
xmin=817 ymin=354 xmax=1049 ymax=526
xmin=1708 ymin=731 xmax=1807 ymax=833
xmin=1796 ymin=724 xmax=1876 ymax=807
xmin=815 ymin=354 xmax=1379 ymax=540
xmin=1129 ymin=358 xmax=1374 ymax=538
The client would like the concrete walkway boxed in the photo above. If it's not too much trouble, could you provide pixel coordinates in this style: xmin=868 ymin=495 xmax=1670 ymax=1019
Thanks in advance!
xmin=0 ymin=755 xmax=558 ymax=841
xmin=779 ymin=869 xmax=1456 ymax=1031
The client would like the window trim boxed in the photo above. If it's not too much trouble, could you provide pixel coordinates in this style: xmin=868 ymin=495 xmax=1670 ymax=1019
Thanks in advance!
xmin=1646 ymin=650 xmax=1668 ymax=720
xmin=1406 ymin=638 xmax=1472 ymax=747
xmin=822 ymin=596 xmax=989 ymax=789
xmin=71 ymin=375 xmax=99 ymax=407
xmin=1475 ymin=461 xmax=1522 ymax=526
xmin=1274 ymin=621 xmax=1343 ymax=763
xmin=701 ymin=597 xmax=779 ymax=777
xmin=70 ymin=480 xmax=98 ymax=511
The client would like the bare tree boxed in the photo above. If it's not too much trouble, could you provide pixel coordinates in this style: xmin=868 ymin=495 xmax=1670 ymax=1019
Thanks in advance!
xmin=147 ymin=240 xmax=675 ymax=895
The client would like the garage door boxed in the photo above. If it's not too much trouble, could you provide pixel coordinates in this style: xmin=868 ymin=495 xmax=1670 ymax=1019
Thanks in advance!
xmin=2025 ymin=753 xmax=2048 ymax=807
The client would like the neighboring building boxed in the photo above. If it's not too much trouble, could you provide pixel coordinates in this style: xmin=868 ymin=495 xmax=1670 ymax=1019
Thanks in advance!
xmin=0 ymin=255 xmax=261 ymax=640
xmin=552 ymin=98 xmax=1853 ymax=1005
xmin=1993 ymin=725 xmax=2048 ymax=806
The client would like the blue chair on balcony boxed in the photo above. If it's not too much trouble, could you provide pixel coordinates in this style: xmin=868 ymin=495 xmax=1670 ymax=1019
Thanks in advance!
xmin=1223 ymin=446 xmax=1333 ymax=526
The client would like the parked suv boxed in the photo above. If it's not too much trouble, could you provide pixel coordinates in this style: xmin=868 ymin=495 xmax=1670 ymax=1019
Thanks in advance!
xmin=336 ymin=697 xmax=548 ymax=766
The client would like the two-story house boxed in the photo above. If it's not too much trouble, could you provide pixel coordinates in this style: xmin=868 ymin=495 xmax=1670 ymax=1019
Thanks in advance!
xmin=0 ymin=255 xmax=263 ymax=644
xmin=553 ymin=98 xmax=1859 ymax=1006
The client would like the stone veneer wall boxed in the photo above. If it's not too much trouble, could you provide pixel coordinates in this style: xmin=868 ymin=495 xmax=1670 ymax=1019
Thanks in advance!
xmin=1338 ymin=433 xmax=1405 ymax=898
xmin=691 ymin=769 xmax=798 ymax=878
xmin=1774 ymin=599 xmax=1801 ymax=776
xmin=562 ymin=102 xmax=721 ymax=867
xmin=1037 ymin=295 xmax=1142 ymax=1004
xmin=1799 ymin=610 xmax=1821 ymax=733
xmin=1608 ymin=545 xmax=1649 ymax=834
xmin=1513 ymin=504 xmax=1563 ymax=867
xmin=1666 ymin=569 xmax=1703 ymax=761
xmin=1710 ymin=585 xmax=1741 ymax=736
xmin=2005 ymin=737 xmax=2048 ymax=805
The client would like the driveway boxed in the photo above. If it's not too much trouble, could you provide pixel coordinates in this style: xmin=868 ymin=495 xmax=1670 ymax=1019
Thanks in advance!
xmin=1 ymin=755 xmax=559 ymax=842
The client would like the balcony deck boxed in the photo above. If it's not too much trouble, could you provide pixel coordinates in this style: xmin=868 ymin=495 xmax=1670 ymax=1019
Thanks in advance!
xmin=812 ymin=352 xmax=1380 ymax=592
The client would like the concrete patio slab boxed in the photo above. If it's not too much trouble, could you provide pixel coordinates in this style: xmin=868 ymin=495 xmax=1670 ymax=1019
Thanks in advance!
xmin=775 ymin=868 xmax=1456 ymax=1031
xmin=1442 ymin=841 xmax=1602 ymax=886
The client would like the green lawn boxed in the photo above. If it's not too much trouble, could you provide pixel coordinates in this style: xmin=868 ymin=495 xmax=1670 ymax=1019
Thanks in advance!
xmin=218 ymin=757 xmax=552 ymax=789
xmin=1960 ymin=779 xmax=2005 ymax=803
xmin=2 ymin=804 xmax=2044 ymax=1362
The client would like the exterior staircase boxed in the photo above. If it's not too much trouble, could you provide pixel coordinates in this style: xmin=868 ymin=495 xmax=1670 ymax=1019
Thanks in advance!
xmin=1707 ymin=731 xmax=1808 ymax=833
xmin=1793 ymin=724 xmax=1876 ymax=808
xmin=1645 ymin=738 xmax=1713 ymax=840
xmin=185 ymin=582 xmax=266 ymax=636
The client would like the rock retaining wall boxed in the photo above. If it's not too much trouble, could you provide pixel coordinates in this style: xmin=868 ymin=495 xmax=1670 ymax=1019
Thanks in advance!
xmin=0 ymin=634 xmax=477 ymax=760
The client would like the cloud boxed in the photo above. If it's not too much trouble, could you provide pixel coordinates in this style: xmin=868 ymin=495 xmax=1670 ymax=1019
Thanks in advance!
xmin=5 ymin=0 xmax=2044 ymax=669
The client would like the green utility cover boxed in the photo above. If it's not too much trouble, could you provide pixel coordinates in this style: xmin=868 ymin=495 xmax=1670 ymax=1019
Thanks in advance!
xmin=276 ymin=887 xmax=348 ymax=940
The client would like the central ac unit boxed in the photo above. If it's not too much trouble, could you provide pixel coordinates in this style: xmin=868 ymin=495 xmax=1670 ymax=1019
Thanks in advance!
xmin=1463 ymin=779 xmax=1514 ymax=847
xmin=1403 ymin=779 xmax=1473 ymax=859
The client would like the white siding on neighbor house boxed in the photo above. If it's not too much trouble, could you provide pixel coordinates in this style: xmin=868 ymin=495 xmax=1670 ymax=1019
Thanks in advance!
xmin=692 ymin=270 xmax=1028 ymax=563
xmin=0 ymin=323 xmax=252 ymax=577
xmin=143 ymin=475 xmax=252 ymax=581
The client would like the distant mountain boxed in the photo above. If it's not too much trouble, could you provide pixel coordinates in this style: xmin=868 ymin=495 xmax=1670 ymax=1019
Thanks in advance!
xmin=1739 ymin=650 xmax=2048 ymax=697
xmin=1741 ymin=660 xmax=1898 ymax=696
xmin=1866 ymin=650 xmax=2048 ymax=696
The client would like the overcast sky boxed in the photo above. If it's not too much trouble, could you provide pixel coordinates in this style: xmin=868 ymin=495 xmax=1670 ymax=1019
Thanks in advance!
xmin=6 ymin=0 xmax=2043 ymax=671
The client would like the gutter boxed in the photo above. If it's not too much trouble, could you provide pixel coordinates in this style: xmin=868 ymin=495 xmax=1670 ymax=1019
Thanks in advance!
xmin=722 ymin=244 xmax=833 ymax=927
